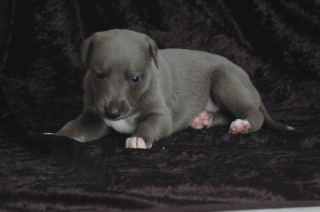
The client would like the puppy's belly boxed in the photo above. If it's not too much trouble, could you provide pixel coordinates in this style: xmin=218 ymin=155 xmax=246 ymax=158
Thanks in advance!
xmin=205 ymin=97 xmax=220 ymax=113
xmin=104 ymin=114 xmax=138 ymax=134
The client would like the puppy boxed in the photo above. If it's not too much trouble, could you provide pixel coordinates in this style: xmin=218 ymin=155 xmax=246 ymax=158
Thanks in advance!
xmin=55 ymin=29 xmax=294 ymax=149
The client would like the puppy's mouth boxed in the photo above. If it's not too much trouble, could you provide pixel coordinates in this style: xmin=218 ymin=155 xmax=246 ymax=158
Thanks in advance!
xmin=104 ymin=114 xmax=127 ymax=121
xmin=102 ymin=110 xmax=133 ymax=121
xmin=94 ymin=103 xmax=134 ymax=121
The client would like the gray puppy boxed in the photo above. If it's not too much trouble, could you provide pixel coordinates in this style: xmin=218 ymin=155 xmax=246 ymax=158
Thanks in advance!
xmin=56 ymin=29 xmax=294 ymax=149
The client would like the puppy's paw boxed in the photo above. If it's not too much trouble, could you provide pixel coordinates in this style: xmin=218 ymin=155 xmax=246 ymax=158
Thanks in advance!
xmin=229 ymin=119 xmax=251 ymax=134
xmin=189 ymin=111 xmax=212 ymax=129
xmin=125 ymin=137 xmax=147 ymax=149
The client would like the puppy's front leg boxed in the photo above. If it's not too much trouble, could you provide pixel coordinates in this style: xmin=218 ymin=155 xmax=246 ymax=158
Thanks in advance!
xmin=55 ymin=108 xmax=109 ymax=142
xmin=126 ymin=113 xmax=172 ymax=149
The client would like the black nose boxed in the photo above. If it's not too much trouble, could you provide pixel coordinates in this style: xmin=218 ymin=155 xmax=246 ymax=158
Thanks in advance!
xmin=105 ymin=107 xmax=121 ymax=119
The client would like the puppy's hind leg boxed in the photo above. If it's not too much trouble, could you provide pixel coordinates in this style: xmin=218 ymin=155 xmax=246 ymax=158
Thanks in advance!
xmin=55 ymin=108 xmax=109 ymax=142
xmin=228 ymin=108 xmax=263 ymax=134
xmin=210 ymin=68 xmax=264 ymax=134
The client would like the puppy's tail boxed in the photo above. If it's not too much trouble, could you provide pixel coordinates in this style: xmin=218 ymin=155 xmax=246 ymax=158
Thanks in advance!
xmin=259 ymin=104 xmax=295 ymax=131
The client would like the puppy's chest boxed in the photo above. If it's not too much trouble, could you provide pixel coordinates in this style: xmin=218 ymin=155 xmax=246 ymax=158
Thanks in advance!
xmin=104 ymin=114 xmax=139 ymax=134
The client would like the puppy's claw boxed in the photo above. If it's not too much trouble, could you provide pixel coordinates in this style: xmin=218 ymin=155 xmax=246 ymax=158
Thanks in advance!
xmin=229 ymin=119 xmax=251 ymax=134
xmin=125 ymin=137 xmax=147 ymax=149
xmin=189 ymin=111 xmax=212 ymax=130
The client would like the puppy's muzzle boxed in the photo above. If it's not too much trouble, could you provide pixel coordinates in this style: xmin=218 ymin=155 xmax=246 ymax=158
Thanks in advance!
xmin=104 ymin=106 xmax=122 ymax=119
xmin=103 ymin=100 xmax=130 ymax=120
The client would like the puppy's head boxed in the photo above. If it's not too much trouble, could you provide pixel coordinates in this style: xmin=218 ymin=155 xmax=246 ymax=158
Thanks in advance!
xmin=81 ymin=29 xmax=158 ymax=120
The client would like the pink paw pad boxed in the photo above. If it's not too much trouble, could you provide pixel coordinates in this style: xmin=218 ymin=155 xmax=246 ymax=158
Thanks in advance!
xmin=125 ymin=137 xmax=147 ymax=149
xmin=189 ymin=111 xmax=212 ymax=129
xmin=229 ymin=119 xmax=251 ymax=134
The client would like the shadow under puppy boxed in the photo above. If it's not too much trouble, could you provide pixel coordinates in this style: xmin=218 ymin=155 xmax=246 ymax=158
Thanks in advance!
xmin=56 ymin=29 xmax=294 ymax=149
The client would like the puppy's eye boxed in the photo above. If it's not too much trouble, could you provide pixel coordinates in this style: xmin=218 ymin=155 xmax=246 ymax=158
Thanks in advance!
xmin=95 ymin=72 xmax=104 ymax=80
xmin=129 ymin=75 xmax=141 ymax=84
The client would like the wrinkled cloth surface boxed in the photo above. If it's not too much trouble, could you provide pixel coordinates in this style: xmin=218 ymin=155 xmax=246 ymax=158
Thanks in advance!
xmin=0 ymin=0 xmax=320 ymax=211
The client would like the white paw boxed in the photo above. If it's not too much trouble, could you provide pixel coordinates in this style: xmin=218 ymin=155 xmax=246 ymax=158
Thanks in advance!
xmin=229 ymin=119 xmax=251 ymax=134
xmin=189 ymin=111 xmax=212 ymax=129
xmin=125 ymin=137 xmax=147 ymax=149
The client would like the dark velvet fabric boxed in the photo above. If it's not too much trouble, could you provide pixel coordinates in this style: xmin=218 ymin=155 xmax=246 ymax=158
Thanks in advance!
xmin=0 ymin=0 xmax=320 ymax=211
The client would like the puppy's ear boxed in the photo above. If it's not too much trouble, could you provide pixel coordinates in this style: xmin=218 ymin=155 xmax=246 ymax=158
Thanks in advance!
xmin=80 ymin=36 xmax=93 ymax=67
xmin=146 ymin=36 xmax=159 ymax=69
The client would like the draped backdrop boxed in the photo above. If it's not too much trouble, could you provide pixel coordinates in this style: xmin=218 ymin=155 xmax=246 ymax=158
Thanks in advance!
xmin=0 ymin=0 xmax=320 ymax=211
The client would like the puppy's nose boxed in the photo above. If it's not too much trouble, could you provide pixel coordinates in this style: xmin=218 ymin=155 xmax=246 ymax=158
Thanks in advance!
xmin=105 ymin=107 xmax=121 ymax=119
